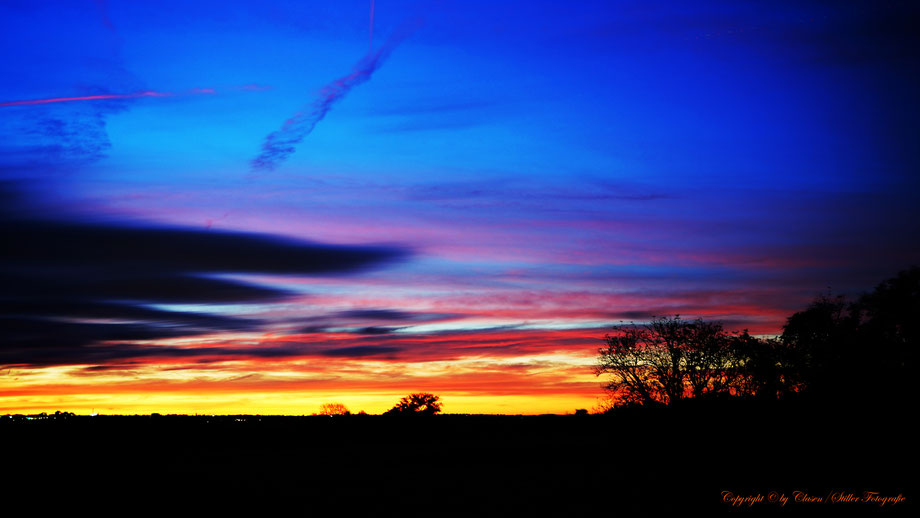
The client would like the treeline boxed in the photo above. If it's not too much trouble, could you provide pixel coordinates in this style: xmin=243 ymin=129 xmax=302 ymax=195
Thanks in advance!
xmin=596 ymin=267 xmax=917 ymax=409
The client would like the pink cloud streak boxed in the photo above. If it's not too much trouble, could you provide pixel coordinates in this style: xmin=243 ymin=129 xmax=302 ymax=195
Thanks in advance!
xmin=0 ymin=87 xmax=239 ymax=108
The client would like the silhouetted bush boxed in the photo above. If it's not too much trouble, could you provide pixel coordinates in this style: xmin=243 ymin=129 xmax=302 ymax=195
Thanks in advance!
xmin=383 ymin=393 xmax=442 ymax=416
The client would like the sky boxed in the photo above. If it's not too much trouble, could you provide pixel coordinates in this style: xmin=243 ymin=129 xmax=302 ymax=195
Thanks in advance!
xmin=2 ymin=0 xmax=918 ymax=415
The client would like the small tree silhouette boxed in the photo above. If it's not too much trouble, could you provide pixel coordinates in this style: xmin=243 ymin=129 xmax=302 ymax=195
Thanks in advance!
xmin=383 ymin=393 xmax=442 ymax=415
xmin=318 ymin=403 xmax=350 ymax=415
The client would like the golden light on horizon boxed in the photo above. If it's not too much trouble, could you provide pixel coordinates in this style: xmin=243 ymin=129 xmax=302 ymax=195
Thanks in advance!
xmin=0 ymin=350 xmax=602 ymax=416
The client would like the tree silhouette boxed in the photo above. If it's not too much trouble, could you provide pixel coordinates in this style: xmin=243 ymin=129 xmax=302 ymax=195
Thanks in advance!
xmin=727 ymin=332 xmax=798 ymax=400
xmin=596 ymin=316 xmax=735 ymax=406
xmin=678 ymin=319 xmax=732 ymax=399
xmin=853 ymin=266 xmax=918 ymax=379
xmin=780 ymin=266 xmax=917 ymax=405
xmin=383 ymin=393 xmax=442 ymax=415
xmin=779 ymin=294 xmax=857 ymax=401
xmin=596 ymin=267 xmax=917 ymax=410
xmin=596 ymin=315 xmax=794 ymax=407
xmin=318 ymin=403 xmax=351 ymax=415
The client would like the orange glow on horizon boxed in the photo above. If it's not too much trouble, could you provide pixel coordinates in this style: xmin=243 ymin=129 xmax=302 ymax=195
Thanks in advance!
xmin=0 ymin=391 xmax=601 ymax=416
xmin=0 ymin=333 xmax=605 ymax=415
xmin=0 ymin=310 xmax=786 ymax=416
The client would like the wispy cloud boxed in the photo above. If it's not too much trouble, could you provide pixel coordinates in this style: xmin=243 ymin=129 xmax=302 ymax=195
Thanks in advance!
xmin=251 ymin=25 xmax=415 ymax=172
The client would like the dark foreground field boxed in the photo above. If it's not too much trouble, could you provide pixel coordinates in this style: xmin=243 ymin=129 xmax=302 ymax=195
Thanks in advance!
xmin=3 ymin=401 xmax=912 ymax=514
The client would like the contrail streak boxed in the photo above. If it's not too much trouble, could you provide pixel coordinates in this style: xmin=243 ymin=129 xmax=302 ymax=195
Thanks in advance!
xmin=251 ymin=25 xmax=415 ymax=173
xmin=369 ymin=0 xmax=376 ymax=53
xmin=0 ymin=89 xmax=216 ymax=108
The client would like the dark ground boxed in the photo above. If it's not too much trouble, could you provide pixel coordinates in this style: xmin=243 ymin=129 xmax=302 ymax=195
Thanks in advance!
xmin=2 ymin=400 xmax=912 ymax=515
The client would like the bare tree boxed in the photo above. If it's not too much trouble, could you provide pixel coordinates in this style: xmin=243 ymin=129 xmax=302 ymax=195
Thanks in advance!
xmin=679 ymin=320 xmax=732 ymax=398
xmin=595 ymin=324 xmax=663 ymax=406
xmin=318 ymin=403 xmax=351 ymax=415
xmin=596 ymin=316 xmax=733 ymax=407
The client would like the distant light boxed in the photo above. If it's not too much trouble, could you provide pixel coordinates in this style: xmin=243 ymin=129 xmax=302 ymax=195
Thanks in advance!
xmin=91 ymin=413 xmax=98 ymax=417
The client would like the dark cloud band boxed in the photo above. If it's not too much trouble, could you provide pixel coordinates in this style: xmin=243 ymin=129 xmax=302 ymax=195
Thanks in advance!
xmin=0 ymin=183 xmax=409 ymax=367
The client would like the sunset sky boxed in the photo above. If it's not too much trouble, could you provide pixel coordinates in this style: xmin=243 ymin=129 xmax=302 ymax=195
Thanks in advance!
xmin=2 ymin=0 xmax=918 ymax=415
